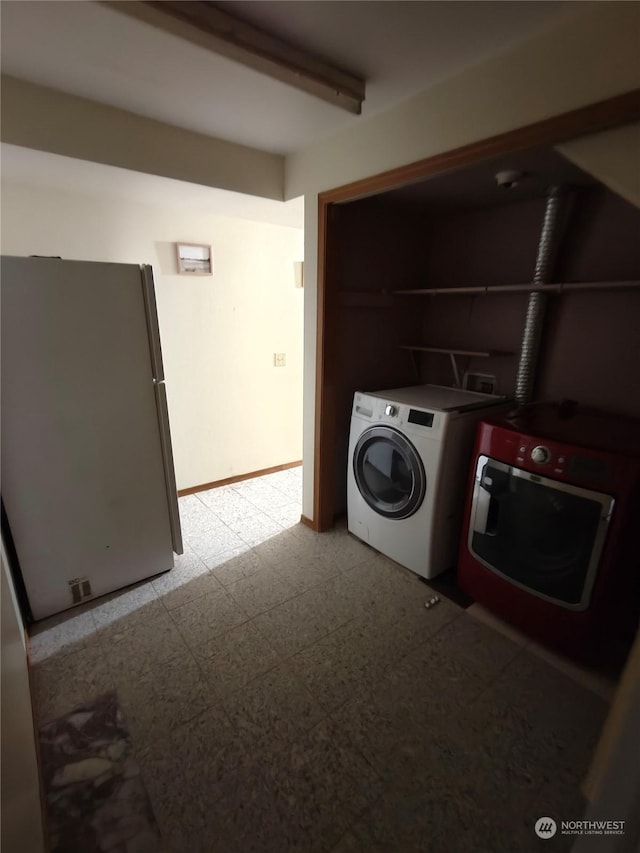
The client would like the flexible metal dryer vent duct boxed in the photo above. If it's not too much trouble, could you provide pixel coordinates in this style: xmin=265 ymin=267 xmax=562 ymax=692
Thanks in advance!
xmin=514 ymin=185 xmax=567 ymax=405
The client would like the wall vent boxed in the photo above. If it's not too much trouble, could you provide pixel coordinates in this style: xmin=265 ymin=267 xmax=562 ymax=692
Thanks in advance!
xmin=68 ymin=577 xmax=92 ymax=604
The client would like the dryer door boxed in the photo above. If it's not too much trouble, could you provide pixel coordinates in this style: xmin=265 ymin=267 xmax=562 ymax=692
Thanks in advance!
xmin=353 ymin=426 xmax=426 ymax=519
xmin=468 ymin=455 xmax=615 ymax=610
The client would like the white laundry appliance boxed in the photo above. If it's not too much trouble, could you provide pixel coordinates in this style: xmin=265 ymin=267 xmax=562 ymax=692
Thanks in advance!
xmin=347 ymin=384 xmax=506 ymax=579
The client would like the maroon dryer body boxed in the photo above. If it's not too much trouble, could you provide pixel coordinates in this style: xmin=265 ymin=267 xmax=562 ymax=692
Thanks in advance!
xmin=457 ymin=404 xmax=640 ymax=660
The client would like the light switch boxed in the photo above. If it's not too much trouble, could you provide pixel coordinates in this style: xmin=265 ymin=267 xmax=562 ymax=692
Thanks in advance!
xmin=274 ymin=353 xmax=286 ymax=367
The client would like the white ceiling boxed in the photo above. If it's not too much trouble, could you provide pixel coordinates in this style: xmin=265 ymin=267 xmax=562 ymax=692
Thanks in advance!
xmin=1 ymin=0 xmax=580 ymax=156
xmin=0 ymin=143 xmax=305 ymax=228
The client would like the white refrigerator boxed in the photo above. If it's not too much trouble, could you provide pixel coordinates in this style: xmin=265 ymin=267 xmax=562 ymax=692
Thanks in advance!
xmin=1 ymin=256 xmax=183 ymax=620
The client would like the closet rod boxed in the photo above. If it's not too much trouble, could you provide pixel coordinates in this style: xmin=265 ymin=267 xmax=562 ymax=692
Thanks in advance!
xmin=395 ymin=280 xmax=640 ymax=296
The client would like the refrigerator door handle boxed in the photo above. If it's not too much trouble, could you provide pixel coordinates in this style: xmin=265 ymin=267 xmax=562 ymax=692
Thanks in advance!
xmin=154 ymin=380 xmax=183 ymax=555
xmin=140 ymin=265 xmax=165 ymax=382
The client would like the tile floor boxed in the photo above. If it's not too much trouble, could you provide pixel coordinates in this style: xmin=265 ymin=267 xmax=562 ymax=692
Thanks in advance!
xmin=29 ymin=467 xmax=610 ymax=852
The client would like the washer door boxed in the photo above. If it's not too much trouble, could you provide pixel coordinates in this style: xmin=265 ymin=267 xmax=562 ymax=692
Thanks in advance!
xmin=353 ymin=425 xmax=426 ymax=519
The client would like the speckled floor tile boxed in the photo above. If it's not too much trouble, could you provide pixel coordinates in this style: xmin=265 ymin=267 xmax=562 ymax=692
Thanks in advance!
xmin=376 ymin=705 xmax=548 ymax=822
xmin=187 ymin=525 xmax=250 ymax=563
xmin=229 ymin=511 xmax=286 ymax=546
xmin=101 ymin=611 xmax=189 ymax=679
xmin=425 ymin=611 xmax=523 ymax=682
xmin=467 ymin=602 xmax=531 ymax=647
xmin=338 ymin=554 xmax=420 ymax=614
xmin=150 ymin=553 xmax=210 ymax=598
xmin=179 ymin=505 xmax=230 ymax=539
xmin=293 ymin=529 xmax=372 ymax=572
xmin=346 ymin=771 xmax=474 ymax=853
xmin=207 ymin=548 xmax=268 ymax=586
xmin=262 ymin=500 xmax=304 ymax=529
xmin=226 ymin=564 xmax=300 ymax=617
xmin=526 ymin=638 xmax=617 ymax=702
xmin=136 ymin=702 xmax=238 ymax=848
xmin=115 ymin=650 xmax=216 ymax=749
xmin=224 ymin=661 xmax=325 ymax=742
xmin=475 ymin=650 xmax=608 ymax=787
xmin=197 ymin=621 xmax=281 ymax=699
xmin=330 ymin=830 xmax=364 ymax=852
xmin=337 ymin=558 xmax=461 ymax=656
xmin=327 ymin=686 xmax=429 ymax=778
xmin=260 ymin=717 xmax=385 ymax=852
xmin=236 ymin=481 xmax=293 ymax=512
xmin=232 ymin=479 xmax=293 ymax=509
xmin=191 ymin=787 xmax=289 ymax=853
xmin=169 ymin=586 xmax=250 ymax=657
xmin=177 ymin=494 xmax=209 ymax=518
xmin=252 ymin=581 xmax=352 ymax=658
xmin=155 ymin=568 xmax=222 ymax=612
xmin=290 ymin=620 xmax=391 ymax=714
xmin=380 ymin=638 xmax=488 ymax=730
xmin=29 ymin=608 xmax=98 ymax=664
xmin=197 ymin=485 xmax=259 ymax=523
xmin=431 ymin=800 xmax=569 ymax=853
xmin=274 ymin=553 xmax=345 ymax=593
xmin=31 ymin=639 xmax=114 ymax=725
xmin=251 ymin=529 xmax=310 ymax=565
xmin=91 ymin=583 xmax=161 ymax=632
xmin=353 ymin=588 xmax=462 ymax=658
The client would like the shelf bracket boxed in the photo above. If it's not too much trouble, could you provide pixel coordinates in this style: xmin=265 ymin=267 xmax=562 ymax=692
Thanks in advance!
xmin=449 ymin=353 xmax=462 ymax=388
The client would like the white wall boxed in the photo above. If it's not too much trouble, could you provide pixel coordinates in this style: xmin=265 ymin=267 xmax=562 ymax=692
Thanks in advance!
xmin=1 ymin=542 xmax=45 ymax=853
xmin=1 ymin=183 xmax=304 ymax=491
xmin=284 ymin=1 xmax=640 ymax=519
xmin=559 ymin=123 xmax=640 ymax=209
xmin=1 ymin=75 xmax=285 ymax=201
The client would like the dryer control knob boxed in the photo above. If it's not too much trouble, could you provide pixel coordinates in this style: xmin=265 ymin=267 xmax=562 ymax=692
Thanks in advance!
xmin=531 ymin=445 xmax=551 ymax=465
xmin=385 ymin=405 xmax=398 ymax=417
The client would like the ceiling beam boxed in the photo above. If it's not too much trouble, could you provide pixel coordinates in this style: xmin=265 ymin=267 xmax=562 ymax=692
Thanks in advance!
xmin=103 ymin=1 xmax=366 ymax=114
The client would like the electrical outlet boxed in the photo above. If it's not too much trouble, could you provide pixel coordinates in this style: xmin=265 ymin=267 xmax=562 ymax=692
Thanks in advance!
xmin=274 ymin=353 xmax=286 ymax=367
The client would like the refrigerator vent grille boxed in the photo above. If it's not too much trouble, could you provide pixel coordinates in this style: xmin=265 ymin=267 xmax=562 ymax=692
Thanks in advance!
xmin=68 ymin=578 xmax=92 ymax=604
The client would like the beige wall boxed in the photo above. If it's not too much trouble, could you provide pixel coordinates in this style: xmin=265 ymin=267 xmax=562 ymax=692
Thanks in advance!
xmin=559 ymin=122 xmax=640 ymax=209
xmin=1 ymin=75 xmax=285 ymax=201
xmin=285 ymin=1 xmax=640 ymax=519
xmin=1 ymin=182 xmax=304 ymax=491
xmin=1 ymin=543 xmax=45 ymax=853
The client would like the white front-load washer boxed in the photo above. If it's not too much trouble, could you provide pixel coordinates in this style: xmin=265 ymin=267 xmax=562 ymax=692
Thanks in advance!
xmin=347 ymin=384 xmax=507 ymax=579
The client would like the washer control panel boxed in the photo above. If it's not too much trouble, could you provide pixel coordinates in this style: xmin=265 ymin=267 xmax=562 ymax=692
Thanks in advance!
xmin=352 ymin=393 xmax=446 ymax=439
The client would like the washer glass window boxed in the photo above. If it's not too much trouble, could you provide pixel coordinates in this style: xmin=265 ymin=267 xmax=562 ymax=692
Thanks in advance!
xmin=354 ymin=426 xmax=426 ymax=519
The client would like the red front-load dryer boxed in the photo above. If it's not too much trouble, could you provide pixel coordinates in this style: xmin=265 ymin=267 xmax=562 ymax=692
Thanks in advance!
xmin=457 ymin=403 xmax=640 ymax=661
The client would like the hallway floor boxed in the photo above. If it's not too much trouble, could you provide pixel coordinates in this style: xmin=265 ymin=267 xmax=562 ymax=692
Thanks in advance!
xmin=29 ymin=467 xmax=608 ymax=852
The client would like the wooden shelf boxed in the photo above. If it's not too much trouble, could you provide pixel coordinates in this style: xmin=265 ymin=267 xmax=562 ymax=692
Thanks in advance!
xmin=394 ymin=280 xmax=640 ymax=297
xmin=400 ymin=345 xmax=514 ymax=358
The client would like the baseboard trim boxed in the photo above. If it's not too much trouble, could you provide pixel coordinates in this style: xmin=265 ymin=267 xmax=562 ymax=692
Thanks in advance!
xmin=178 ymin=461 xmax=302 ymax=497
xmin=299 ymin=514 xmax=317 ymax=531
